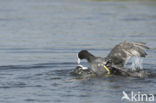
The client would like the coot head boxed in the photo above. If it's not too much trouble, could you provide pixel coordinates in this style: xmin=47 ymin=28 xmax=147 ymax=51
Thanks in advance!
xmin=78 ymin=50 xmax=95 ymax=62
xmin=78 ymin=50 xmax=89 ymax=59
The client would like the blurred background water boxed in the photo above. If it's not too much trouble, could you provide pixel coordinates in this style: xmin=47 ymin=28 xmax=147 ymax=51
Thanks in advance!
xmin=0 ymin=0 xmax=156 ymax=103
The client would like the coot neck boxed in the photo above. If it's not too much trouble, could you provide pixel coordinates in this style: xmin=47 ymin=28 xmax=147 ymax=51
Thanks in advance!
xmin=86 ymin=53 xmax=95 ymax=63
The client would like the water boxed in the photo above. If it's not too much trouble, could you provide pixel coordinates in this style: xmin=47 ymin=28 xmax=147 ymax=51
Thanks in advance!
xmin=0 ymin=0 xmax=156 ymax=103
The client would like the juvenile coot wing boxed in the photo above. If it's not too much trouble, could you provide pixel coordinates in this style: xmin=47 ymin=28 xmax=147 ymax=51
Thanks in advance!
xmin=107 ymin=41 xmax=149 ymax=68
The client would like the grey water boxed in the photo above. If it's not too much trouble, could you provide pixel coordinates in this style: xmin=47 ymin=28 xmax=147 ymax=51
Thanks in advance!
xmin=0 ymin=0 xmax=156 ymax=103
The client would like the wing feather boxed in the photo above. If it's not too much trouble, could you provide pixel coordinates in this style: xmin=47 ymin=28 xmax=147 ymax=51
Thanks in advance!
xmin=107 ymin=41 xmax=149 ymax=67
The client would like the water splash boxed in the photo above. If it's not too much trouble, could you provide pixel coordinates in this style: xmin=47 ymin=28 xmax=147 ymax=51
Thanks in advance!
xmin=131 ymin=56 xmax=143 ymax=71
xmin=125 ymin=56 xmax=144 ymax=71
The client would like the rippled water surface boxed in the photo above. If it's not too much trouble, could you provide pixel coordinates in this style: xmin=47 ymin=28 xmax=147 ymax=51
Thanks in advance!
xmin=0 ymin=0 xmax=156 ymax=103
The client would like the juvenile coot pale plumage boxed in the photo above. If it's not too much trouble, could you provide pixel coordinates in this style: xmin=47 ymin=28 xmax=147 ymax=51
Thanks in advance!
xmin=107 ymin=41 xmax=149 ymax=68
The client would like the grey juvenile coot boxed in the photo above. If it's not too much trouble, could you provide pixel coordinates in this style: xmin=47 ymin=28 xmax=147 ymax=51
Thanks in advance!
xmin=77 ymin=41 xmax=149 ymax=76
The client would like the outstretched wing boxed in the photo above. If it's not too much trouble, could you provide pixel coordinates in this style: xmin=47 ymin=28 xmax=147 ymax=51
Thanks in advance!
xmin=107 ymin=41 xmax=149 ymax=68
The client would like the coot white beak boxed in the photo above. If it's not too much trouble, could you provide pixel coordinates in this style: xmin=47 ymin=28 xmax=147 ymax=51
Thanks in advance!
xmin=78 ymin=64 xmax=88 ymax=70
xmin=77 ymin=54 xmax=81 ymax=64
